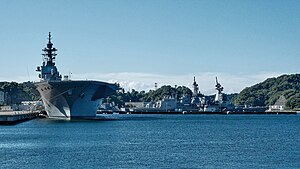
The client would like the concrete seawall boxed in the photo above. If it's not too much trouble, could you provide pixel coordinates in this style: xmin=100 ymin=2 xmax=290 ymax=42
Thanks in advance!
xmin=0 ymin=111 xmax=40 ymax=125
xmin=116 ymin=111 xmax=297 ymax=115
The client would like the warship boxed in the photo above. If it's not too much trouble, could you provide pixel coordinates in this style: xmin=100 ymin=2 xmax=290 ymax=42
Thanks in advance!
xmin=35 ymin=33 xmax=120 ymax=119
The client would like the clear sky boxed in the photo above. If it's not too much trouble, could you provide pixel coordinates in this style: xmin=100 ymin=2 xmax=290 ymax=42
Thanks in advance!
xmin=0 ymin=0 xmax=299 ymax=94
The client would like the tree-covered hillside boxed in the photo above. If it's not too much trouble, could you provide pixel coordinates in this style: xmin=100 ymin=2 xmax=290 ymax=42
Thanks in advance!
xmin=0 ymin=82 xmax=195 ymax=107
xmin=105 ymin=85 xmax=193 ymax=107
xmin=3 ymin=74 xmax=300 ymax=110
xmin=0 ymin=81 xmax=39 ymax=105
xmin=234 ymin=74 xmax=300 ymax=109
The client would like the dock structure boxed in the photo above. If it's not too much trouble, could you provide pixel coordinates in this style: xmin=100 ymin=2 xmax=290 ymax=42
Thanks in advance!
xmin=0 ymin=111 xmax=40 ymax=125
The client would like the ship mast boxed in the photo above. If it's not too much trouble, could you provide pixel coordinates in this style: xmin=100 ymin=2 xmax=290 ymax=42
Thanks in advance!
xmin=36 ymin=32 xmax=61 ymax=81
xmin=42 ymin=32 xmax=57 ymax=66
xmin=214 ymin=77 xmax=224 ymax=102
xmin=192 ymin=76 xmax=199 ymax=96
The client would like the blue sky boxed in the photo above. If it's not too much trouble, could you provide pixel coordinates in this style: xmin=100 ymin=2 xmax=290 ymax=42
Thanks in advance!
xmin=0 ymin=0 xmax=299 ymax=94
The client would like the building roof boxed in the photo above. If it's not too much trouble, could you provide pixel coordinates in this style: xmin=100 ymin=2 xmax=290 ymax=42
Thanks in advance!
xmin=274 ymin=95 xmax=287 ymax=106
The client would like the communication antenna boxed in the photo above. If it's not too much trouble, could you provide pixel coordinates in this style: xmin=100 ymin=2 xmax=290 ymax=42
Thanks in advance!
xmin=215 ymin=76 xmax=224 ymax=94
xmin=193 ymin=76 xmax=199 ymax=96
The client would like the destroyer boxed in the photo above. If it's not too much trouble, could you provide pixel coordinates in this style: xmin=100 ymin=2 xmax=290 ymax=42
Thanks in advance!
xmin=35 ymin=33 xmax=120 ymax=119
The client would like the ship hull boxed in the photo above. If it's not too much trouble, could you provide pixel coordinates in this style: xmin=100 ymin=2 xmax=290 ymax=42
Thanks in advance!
xmin=35 ymin=80 xmax=118 ymax=119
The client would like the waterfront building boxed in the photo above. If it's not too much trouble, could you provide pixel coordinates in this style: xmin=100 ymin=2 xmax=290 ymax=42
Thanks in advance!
xmin=268 ymin=95 xmax=287 ymax=111
xmin=124 ymin=98 xmax=177 ymax=112
xmin=156 ymin=97 xmax=177 ymax=110
xmin=125 ymin=102 xmax=149 ymax=109
xmin=18 ymin=101 xmax=44 ymax=111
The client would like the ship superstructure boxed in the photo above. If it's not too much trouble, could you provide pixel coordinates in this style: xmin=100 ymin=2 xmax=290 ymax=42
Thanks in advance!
xmin=36 ymin=33 xmax=62 ymax=81
xmin=191 ymin=77 xmax=203 ymax=107
xmin=214 ymin=77 xmax=224 ymax=103
xmin=202 ymin=77 xmax=233 ymax=112
xmin=35 ymin=33 xmax=119 ymax=119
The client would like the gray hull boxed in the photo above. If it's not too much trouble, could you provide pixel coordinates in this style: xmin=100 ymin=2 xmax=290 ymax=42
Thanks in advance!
xmin=35 ymin=80 xmax=118 ymax=119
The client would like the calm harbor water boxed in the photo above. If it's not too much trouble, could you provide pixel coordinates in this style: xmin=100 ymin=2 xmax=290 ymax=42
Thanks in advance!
xmin=0 ymin=114 xmax=299 ymax=169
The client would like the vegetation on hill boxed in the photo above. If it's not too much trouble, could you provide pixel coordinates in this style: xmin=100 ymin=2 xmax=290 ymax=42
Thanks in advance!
xmin=234 ymin=74 xmax=300 ymax=110
xmin=1 ymin=74 xmax=299 ymax=110
xmin=0 ymin=81 xmax=39 ymax=105
xmin=105 ymin=85 xmax=193 ymax=107
xmin=105 ymin=85 xmax=237 ymax=108
xmin=0 ymin=81 xmax=194 ymax=107
xmin=143 ymin=85 xmax=193 ymax=102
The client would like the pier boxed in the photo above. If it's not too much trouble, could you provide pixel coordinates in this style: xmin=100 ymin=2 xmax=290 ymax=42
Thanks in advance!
xmin=0 ymin=111 xmax=40 ymax=125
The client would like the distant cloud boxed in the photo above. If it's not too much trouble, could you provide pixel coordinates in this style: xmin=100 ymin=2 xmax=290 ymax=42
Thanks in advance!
xmin=0 ymin=71 xmax=288 ymax=95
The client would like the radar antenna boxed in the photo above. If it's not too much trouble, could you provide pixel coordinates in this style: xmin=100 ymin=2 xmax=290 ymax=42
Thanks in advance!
xmin=42 ymin=32 xmax=57 ymax=66
xmin=215 ymin=77 xmax=223 ymax=94
xmin=193 ymin=76 xmax=199 ymax=96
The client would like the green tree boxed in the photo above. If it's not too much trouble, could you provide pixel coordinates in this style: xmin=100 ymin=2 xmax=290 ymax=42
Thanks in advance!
xmin=234 ymin=74 xmax=300 ymax=109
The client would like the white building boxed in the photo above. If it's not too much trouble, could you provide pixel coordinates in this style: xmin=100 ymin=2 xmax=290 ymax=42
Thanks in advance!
xmin=18 ymin=101 xmax=44 ymax=111
xmin=125 ymin=102 xmax=149 ymax=108
xmin=156 ymin=98 xmax=177 ymax=110
xmin=268 ymin=95 xmax=287 ymax=111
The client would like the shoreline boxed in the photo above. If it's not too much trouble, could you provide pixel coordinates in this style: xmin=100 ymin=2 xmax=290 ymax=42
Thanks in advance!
xmin=102 ymin=111 xmax=298 ymax=115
